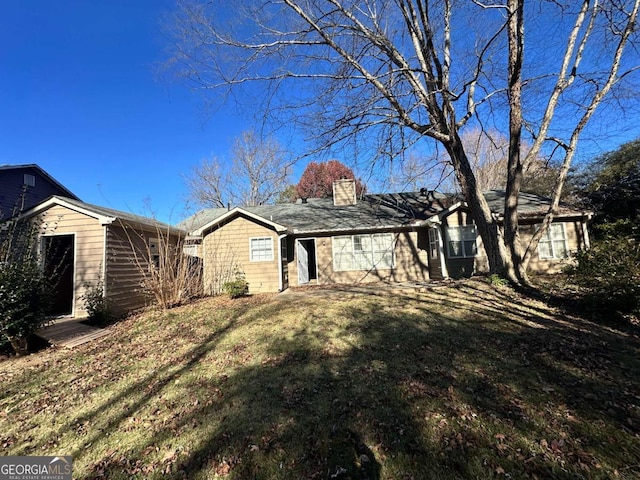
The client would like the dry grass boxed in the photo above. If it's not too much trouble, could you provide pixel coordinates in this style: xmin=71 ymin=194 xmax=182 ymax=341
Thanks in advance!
xmin=1 ymin=279 xmax=639 ymax=479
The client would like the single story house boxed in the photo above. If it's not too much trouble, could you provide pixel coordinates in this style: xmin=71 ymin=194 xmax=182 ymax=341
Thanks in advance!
xmin=180 ymin=179 xmax=591 ymax=295
xmin=18 ymin=196 xmax=184 ymax=318
xmin=0 ymin=164 xmax=80 ymax=220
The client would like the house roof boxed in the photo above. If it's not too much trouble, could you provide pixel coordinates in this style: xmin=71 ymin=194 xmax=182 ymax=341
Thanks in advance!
xmin=181 ymin=191 xmax=457 ymax=236
xmin=481 ymin=190 xmax=585 ymax=218
xmin=0 ymin=164 xmax=80 ymax=200
xmin=20 ymin=196 xmax=183 ymax=233
xmin=181 ymin=190 xmax=589 ymax=237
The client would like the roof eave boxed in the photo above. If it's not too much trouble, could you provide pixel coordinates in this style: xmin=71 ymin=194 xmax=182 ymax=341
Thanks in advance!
xmin=292 ymin=222 xmax=421 ymax=235
xmin=18 ymin=196 xmax=116 ymax=224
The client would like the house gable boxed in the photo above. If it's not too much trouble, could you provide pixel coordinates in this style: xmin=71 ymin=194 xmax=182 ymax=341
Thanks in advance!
xmin=194 ymin=207 xmax=288 ymax=237
xmin=0 ymin=164 xmax=79 ymax=220
xmin=202 ymin=214 xmax=282 ymax=295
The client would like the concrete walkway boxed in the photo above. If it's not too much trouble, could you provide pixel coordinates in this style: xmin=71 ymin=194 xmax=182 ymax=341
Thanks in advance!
xmin=37 ymin=318 xmax=111 ymax=348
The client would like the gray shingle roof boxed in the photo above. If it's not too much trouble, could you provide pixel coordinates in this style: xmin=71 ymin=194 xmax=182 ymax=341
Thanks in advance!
xmin=180 ymin=190 xmax=587 ymax=236
xmin=179 ymin=191 xmax=455 ymax=235
xmin=482 ymin=190 xmax=585 ymax=217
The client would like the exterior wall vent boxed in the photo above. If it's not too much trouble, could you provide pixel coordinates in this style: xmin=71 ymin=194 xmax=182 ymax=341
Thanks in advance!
xmin=24 ymin=173 xmax=36 ymax=187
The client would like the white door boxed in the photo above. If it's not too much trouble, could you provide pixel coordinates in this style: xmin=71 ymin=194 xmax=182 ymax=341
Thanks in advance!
xmin=297 ymin=240 xmax=309 ymax=284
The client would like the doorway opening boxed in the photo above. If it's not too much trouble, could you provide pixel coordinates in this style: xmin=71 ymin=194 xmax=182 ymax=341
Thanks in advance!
xmin=42 ymin=234 xmax=75 ymax=316
xmin=297 ymin=238 xmax=317 ymax=285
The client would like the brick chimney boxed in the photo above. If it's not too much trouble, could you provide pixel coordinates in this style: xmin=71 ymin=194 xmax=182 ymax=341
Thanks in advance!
xmin=333 ymin=178 xmax=357 ymax=206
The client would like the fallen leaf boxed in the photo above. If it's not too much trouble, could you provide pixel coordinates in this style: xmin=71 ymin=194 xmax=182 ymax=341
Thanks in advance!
xmin=162 ymin=449 xmax=177 ymax=463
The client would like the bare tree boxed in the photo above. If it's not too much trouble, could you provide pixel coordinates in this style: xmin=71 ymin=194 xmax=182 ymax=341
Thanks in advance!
xmin=170 ymin=0 xmax=639 ymax=284
xmin=439 ymin=128 xmax=561 ymax=196
xmin=186 ymin=130 xmax=292 ymax=208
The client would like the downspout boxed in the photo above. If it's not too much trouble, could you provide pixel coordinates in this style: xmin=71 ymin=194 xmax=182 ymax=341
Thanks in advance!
xmin=102 ymin=225 xmax=108 ymax=301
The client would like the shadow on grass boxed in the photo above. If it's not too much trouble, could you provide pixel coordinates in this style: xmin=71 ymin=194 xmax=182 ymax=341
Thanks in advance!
xmin=4 ymin=283 xmax=640 ymax=479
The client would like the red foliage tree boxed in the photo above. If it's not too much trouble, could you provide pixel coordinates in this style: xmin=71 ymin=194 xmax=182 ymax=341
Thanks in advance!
xmin=296 ymin=160 xmax=365 ymax=199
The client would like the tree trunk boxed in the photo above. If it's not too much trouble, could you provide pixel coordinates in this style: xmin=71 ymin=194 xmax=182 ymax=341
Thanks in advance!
xmin=503 ymin=0 xmax=530 ymax=286
xmin=445 ymin=135 xmax=510 ymax=277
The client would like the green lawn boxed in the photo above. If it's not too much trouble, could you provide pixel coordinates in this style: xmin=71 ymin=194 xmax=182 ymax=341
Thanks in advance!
xmin=1 ymin=279 xmax=639 ymax=479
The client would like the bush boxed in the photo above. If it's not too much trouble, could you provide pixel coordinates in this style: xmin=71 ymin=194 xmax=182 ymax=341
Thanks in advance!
xmin=0 ymin=220 xmax=52 ymax=355
xmin=81 ymin=277 xmax=112 ymax=326
xmin=222 ymin=276 xmax=249 ymax=299
xmin=566 ymin=235 xmax=640 ymax=315
xmin=487 ymin=273 xmax=509 ymax=287
xmin=123 ymin=224 xmax=203 ymax=310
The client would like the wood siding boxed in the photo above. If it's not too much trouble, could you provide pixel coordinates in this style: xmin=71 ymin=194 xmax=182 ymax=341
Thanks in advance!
xmin=104 ymin=224 xmax=156 ymax=316
xmin=203 ymin=216 xmax=280 ymax=294
xmin=0 ymin=167 xmax=74 ymax=220
xmin=332 ymin=179 xmax=357 ymax=206
xmin=289 ymin=230 xmax=430 ymax=287
xmin=37 ymin=205 xmax=105 ymax=318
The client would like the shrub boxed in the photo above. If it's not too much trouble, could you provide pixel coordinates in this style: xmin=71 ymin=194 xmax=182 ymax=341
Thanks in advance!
xmin=81 ymin=277 xmax=112 ymax=326
xmin=0 ymin=220 xmax=52 ymax=355
xmin=566 ymin=234 xmax=640 ymax=315
xmin=487 ymin=273 xmax=509 ymax=287
xmin=222 ymin=275 xmax=249 ymax=299
xmin=123 ymin=224 xmax=203 ymax=310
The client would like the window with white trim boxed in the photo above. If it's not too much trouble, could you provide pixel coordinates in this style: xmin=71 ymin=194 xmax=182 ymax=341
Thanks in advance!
xmin=332 ymin=233 xmax=394 ymax=271
xmin=250 ymin=237 xmax=274 ymax=261
xmin=446 ymin=225 xmax=478 ymax=258
xmin=537 ymin=223 xmax=569 ymax=259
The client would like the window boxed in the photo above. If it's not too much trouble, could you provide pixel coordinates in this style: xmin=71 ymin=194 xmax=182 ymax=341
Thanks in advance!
xmin=332 ymin=233 xmax=394 ymax=271
xmin=23 ymin=174 xmax=35 ymax=187
xmin=250 ymin=237 xmax=274 ymax=261
xmin=149 ymin=237 xmax=162 ymax=268
xmin=538 ymin=223 xmax=569 ymax=259
xmin=446 ymin=225 xmax=477 ymax=258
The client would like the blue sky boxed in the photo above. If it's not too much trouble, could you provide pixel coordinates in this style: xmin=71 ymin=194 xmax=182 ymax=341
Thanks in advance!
xmin=1 ymin=2 xmax=639 ymax=224
xmin=0 ymin=1 xmax=257 ymax=223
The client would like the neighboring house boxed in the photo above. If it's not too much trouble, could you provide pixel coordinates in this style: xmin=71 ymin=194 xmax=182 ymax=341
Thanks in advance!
xmin=0 ymin=164 xmax=79 ymax=220
xmin=180 ymin=179 xmax=591 ymax=295
xmin=19 ymin=196 xmax=184 ymax=318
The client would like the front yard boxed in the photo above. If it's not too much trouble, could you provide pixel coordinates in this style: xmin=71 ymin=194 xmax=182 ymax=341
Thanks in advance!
xmin=1 ymin=279 xmax=639 ymax=479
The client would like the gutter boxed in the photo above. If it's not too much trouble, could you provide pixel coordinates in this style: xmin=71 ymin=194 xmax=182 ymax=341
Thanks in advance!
xmin=292 ymin=221 xmax=423 ymax=236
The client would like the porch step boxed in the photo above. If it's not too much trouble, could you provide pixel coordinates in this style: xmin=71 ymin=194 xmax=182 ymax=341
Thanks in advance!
xmin=37 ymin=320 xmax=111 ymax=348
